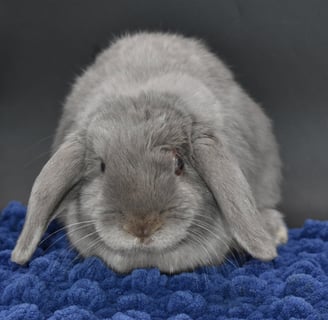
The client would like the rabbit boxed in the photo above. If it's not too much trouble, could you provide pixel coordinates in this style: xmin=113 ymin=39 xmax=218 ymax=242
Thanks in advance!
xmin=11 ymin=32 xmax=288 ymax=273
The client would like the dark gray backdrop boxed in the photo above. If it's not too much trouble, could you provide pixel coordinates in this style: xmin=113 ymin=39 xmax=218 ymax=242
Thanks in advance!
xmin=1 ymin=0 xmax=327 ymax=227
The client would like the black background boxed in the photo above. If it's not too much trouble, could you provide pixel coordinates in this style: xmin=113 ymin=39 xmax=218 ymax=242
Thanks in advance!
xmin=1 ymin=0 xmax=327 ymax=227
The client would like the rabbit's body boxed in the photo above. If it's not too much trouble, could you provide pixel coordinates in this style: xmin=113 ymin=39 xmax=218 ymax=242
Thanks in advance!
xmin=12 ymin=32 xmax=287 ymax=273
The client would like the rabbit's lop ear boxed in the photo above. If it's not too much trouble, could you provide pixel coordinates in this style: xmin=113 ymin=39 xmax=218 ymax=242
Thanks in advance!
xmin=11 ymin=138 xmax=84 ymax=265
xmin=192 ymin=129 xmax=277 ymax=261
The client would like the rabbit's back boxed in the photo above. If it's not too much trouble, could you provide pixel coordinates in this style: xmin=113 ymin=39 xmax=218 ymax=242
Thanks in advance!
xmin=59 ymin=32 xmax=234 ymax=118
xmin=95 ymin=32 xmax=234 ymax=93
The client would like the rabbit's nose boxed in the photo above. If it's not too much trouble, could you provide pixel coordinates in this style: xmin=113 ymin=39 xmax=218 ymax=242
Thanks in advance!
xmin=123 ymin=216 xmax=163 ymax=242
xmin=134 ymin=225 xmax=153 ymax=240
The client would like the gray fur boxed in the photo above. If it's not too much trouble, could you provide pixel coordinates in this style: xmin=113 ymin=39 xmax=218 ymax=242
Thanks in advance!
xmin=11 ymin=32 xmax=287 ymax=273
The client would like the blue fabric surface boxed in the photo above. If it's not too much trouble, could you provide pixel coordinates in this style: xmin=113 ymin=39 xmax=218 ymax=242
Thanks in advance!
xmin=0 ymin=201 xmax=327 ymax=320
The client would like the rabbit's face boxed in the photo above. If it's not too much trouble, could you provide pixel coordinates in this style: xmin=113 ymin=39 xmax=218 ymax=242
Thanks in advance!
xmin=79 ymin=148 xmax=204 ymax=253
xmin=75 ymin=92 xmax=213 ymax=254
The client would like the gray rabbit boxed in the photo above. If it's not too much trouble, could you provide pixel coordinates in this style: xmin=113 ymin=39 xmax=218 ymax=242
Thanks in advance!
xmin=11 ymin=32 xmax=287 ymax=273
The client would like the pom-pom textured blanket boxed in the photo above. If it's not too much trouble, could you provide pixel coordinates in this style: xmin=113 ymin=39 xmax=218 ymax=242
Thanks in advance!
xmin=0 ymin=201 xmax=327 ymax=319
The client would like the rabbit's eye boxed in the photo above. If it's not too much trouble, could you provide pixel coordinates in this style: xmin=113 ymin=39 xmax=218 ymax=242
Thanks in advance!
xmin=100 ymin=161 xmax=106 ymax=173
xmin=174 ymin=155 xmax=184 ymax=176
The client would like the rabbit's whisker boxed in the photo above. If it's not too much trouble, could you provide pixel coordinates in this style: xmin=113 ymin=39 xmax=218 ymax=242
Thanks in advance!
xmin=23 ymin=150 xmax=52 ymax=169
xmin=41 ymin=224 xmax=95 ymax=254
xmin=39 ymin=220 xmax=96 ymax=246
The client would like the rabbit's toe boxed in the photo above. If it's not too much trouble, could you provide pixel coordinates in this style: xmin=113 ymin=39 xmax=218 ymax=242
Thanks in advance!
xmin=260 ymin=208 xmax=288 ymax=246
xmin=275 ymin=224 xmax=288 ymax=245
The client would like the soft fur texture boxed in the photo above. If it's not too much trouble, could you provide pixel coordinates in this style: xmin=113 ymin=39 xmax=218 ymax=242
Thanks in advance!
xmin=12 ymin=32 xmax=287 ymax=273
xmin=2 ymin=202 xmax=328 ymax=319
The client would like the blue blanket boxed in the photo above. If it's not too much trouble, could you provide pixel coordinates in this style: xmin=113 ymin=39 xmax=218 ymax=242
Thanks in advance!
xmin=0 ymin=202 xmax=327 ymax=320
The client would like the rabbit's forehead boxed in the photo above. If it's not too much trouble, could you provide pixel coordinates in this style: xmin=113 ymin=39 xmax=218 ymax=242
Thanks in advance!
xmin=85 ymin=90 xmax=193 ymax=156
xmin=88 ymin=114 xmax=191 ymax=159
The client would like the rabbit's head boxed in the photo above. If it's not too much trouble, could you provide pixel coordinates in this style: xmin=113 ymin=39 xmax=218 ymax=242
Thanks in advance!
xmin=11 ymin=90 xmax=277 ymax=271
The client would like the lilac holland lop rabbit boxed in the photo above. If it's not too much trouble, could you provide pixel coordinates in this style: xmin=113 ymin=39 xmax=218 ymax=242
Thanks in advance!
xmin=11 ymin=32 xmax=288 ymax=273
